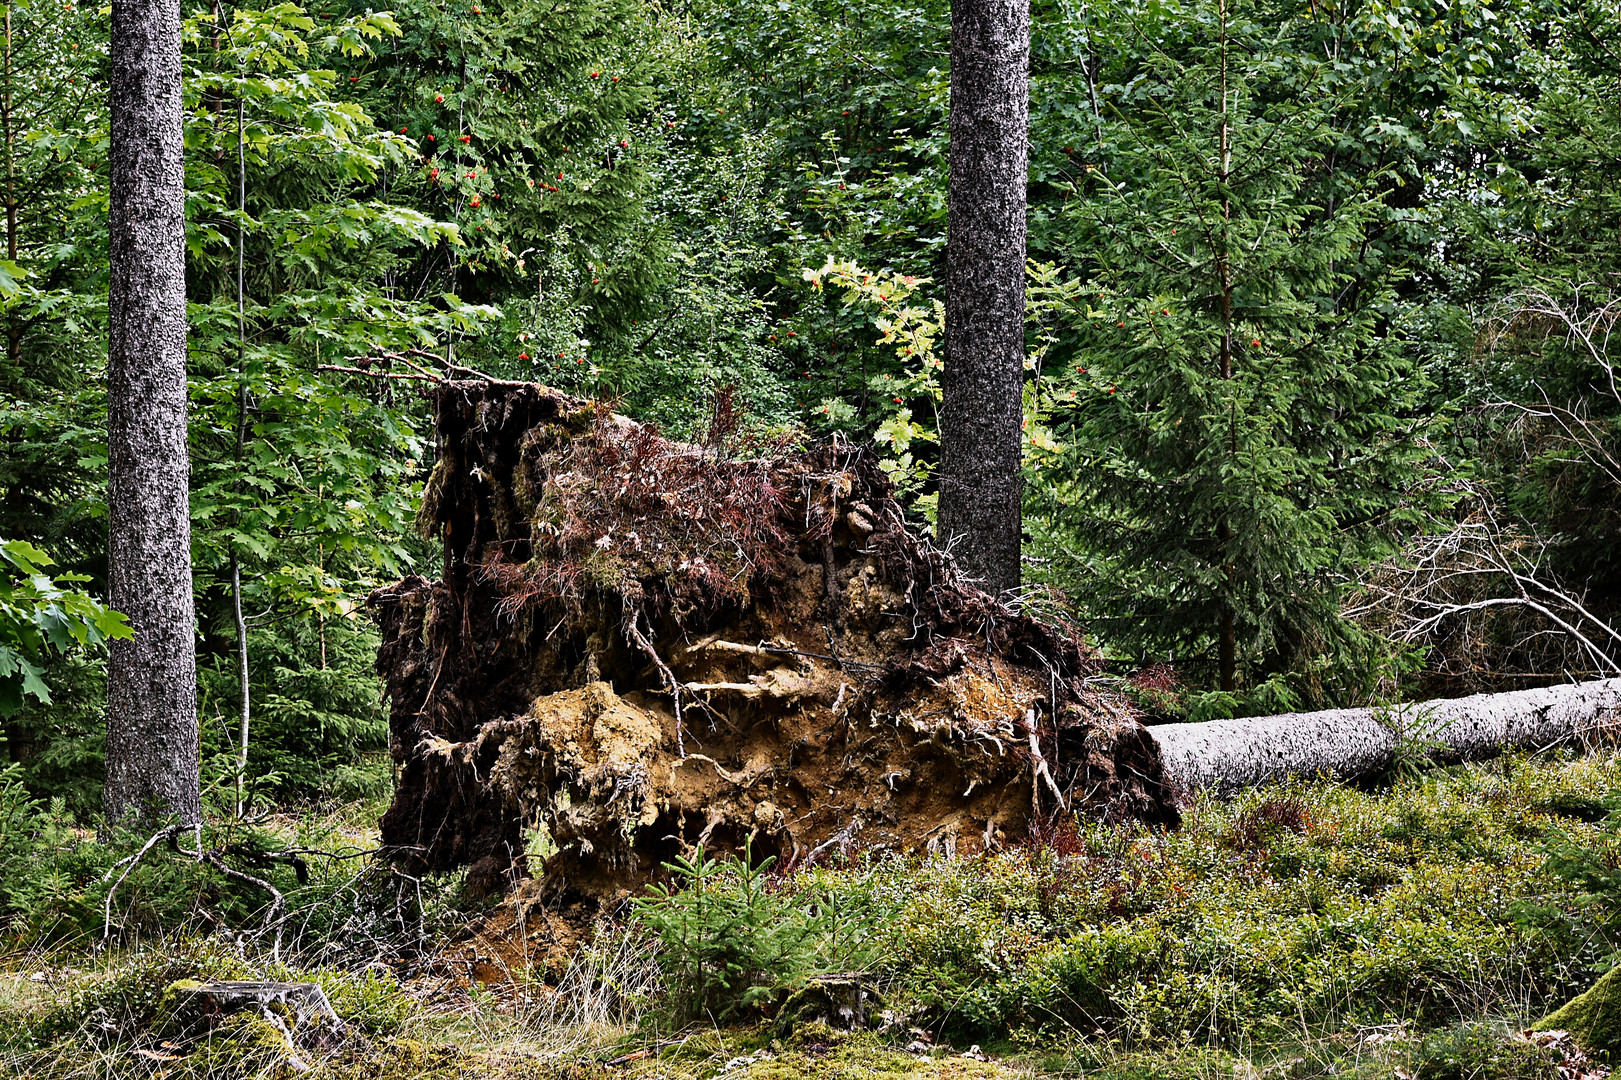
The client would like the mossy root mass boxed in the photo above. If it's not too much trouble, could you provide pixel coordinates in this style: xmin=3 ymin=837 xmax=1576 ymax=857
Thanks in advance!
xmin=370 ymin=381 xmax=1178 ymax=909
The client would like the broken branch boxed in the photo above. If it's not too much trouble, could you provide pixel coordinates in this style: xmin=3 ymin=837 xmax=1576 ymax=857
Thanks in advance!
xmin=102 ymin=823 xmax=187 ymax=943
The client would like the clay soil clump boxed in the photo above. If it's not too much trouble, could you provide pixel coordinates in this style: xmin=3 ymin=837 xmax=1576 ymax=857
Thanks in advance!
xmin=371 ymin=381 xmax=1178 ymax=913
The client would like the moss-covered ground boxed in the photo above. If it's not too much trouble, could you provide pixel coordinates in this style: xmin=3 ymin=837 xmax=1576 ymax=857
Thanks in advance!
xmin=7 ymin=751 xmax=1621 ymax=1078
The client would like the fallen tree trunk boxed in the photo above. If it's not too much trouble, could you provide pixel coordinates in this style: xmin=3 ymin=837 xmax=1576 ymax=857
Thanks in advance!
xmin=1148 ymin=678 xmax=1621 ymax=797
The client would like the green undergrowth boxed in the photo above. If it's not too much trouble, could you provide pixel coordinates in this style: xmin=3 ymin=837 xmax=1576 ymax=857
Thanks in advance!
xmin=0 ymin=763 xmax=412 ymax=954
xmin=6 ymin=752 xmax=1621 ymax=1078
xmin=643 ymin=750 xmax=1621 ymax=1048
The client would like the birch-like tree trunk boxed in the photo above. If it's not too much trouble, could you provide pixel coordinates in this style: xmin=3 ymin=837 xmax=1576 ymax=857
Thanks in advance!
xmin=938 ymin=0 xmax=1029 ymax=597
xmin=104 ymin=0 xmax=198 ymax=829
xmin=1149 ymin=679 xmax=1621 ymax=797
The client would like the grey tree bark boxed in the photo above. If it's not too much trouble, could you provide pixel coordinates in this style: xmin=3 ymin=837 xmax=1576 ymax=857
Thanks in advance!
xmin=939 ymin=0 xmax=1029 ymax=597
xmin=1149 ymin=678 xmax=1621 ymax=797
xmin=104 ymin=0 xmax=199 ymax=829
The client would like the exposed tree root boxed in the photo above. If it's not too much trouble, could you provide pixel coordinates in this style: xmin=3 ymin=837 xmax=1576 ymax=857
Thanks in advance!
xmin=370 ymin=382 xmax=1180 ymax=909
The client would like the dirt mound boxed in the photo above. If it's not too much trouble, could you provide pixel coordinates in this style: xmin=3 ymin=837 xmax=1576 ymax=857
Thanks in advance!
xmin=371 ymin=381 xmax=1177 ymax=907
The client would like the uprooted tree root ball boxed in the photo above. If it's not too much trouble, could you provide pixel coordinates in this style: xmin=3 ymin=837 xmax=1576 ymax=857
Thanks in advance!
xmin=370 ymin=381 xmax=1179 ymax=912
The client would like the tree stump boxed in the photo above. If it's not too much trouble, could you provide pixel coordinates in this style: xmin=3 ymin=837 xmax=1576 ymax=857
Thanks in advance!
xmin=776 ymin=974 xmax=883 ymax=1035
xmin=157 ymin=980 xmax=346 ymax=1074
xmin=170 ymin=980 xmax=343 ymax=1027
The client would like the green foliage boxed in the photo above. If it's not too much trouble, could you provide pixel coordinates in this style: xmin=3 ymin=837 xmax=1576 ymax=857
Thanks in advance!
xmin=691 ymin=0 xmax=948 ymax=264
xmin=4 ymin=655 xmax=115 ymax=820
xmin=631 ymin=844 xmax=886 ymax=1022
xmin=1029 ymin=0 xmax=1445 ymax=697
xmin=178 ymin=5 xmax=450 ymax=807
xmin=8 ymin=762 xmax=1621 ymax=1078
xmin=641 ymin=0 xmax=948 ymax=442
xmin=1408 ymin=0 xmax=1621 ymax=674
xmin=1378 ymin=702 xmax=1452 ymax=784
xmin=1408 ymin=1024 xmax=1560 ymax=1080
xmin=335 ymin=0 xmax=675 ymax=362
xmin=0 ymin=539 xmax=127 ymax=716
xmin=28 ymin=946 xmax=254 ymax=1047
xmin=1518 ymin=795 xmax=1621 ymax=973
xmin=801 ymin=258 xmax=942 ymax=502
xmin=195 ymin=594 xmax=388 ymax=802
xmin=0 ymin=0 xmax=449 ymax=812
xmin=631 ymin=845 xmax=804 ymax=1020
xmin=302 ymin=967 xmax=415 ymax=1035
xmin=673 ymin=759 xmax=1621 ymax=1046
xmin=20 ymin=938 xmax=413 ymax=1056
xmin=0 ymin=763 xmax=55 ymax=921
xmin=0 ymin=792 xmax=416 ymax=953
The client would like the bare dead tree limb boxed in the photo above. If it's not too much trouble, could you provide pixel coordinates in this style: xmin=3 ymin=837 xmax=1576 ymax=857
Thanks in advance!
xmin=198 ymin=849 xmax=286 ymax=960
xmin=1347 ymin=482 xmax=1621 ymax=691
xmin=101 ymin=821 xmax=293 ymax=958
xmin=101 ymin=823 xmax=185 ymax=943
xmin=330 ymin=348 xmax=532 ymax=388
xmin=317 ymin=363 xmax=441 ymax=383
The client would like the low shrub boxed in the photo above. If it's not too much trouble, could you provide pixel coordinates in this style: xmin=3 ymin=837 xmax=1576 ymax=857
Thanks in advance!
xmin=631 ymin=844 xmax=890 ymax=1021
xmin=631 ymin=757 xmax=1621 ymax=1044
xmin=24 ymin=939 xmax=412 ymax=1052
xmin=303 ymin=966 xmax=415 ymax=1035
xmin=0 ymin=794 xmax=423 ymax=959
xmin=29 ymin=941 xmax=255 ymax=1047
xmin=0 ymin=765 xmax=111 ymax=940
xmin=1406 ymin=1023 xmax=1559 ymax=1080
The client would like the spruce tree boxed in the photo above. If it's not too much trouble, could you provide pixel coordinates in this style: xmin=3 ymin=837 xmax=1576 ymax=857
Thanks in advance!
xmin=1037 ymin=0 xmax=1436 ymax=698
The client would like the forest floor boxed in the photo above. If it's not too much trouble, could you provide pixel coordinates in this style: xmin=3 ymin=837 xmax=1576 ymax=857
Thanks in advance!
xmin=5 ymin=751 xmax=1621 ymax=1079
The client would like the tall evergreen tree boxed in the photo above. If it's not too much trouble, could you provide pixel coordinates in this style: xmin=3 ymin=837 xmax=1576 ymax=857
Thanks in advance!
xmin=939 ymin=0 xmax=1029 ymax=596
xmin=104 ymin=0 xmax=198 ymax=827
xmin=1035 ymin=0 xmax=1438 ymax=698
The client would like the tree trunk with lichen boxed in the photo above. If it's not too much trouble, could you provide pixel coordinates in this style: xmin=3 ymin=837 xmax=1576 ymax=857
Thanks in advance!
xmin=939 ymin=0 xmax=1029 ymax=598
xmin=104 ymin=0 xmax=198 ymax=830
